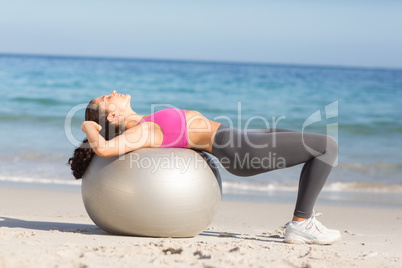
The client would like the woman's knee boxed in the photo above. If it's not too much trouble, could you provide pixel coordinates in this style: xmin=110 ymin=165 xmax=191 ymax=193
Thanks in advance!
xmin=303 ymin=133 xmax=338 ymax=158
xmin=326 ymin=135 xmax=338 ymax=158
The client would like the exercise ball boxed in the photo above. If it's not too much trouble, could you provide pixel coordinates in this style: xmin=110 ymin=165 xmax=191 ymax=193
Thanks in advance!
xmin=82 ymin=148 xmax=222 ymax=238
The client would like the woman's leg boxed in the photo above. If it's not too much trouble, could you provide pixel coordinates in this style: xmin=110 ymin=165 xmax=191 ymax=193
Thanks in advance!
xmin=212 ymin=124 xmax=338 ymax=218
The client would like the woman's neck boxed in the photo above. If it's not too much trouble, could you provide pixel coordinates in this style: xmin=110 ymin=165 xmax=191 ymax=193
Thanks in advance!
xmin=122 ymin=112 xmax=146 ymax=130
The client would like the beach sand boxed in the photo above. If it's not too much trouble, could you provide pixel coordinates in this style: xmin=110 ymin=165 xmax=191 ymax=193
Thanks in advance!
xmin=0 ymin=186 xmax=401 ymax=268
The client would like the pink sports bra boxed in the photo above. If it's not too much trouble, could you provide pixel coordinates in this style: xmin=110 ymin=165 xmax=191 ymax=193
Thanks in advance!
xmin=139 ymin=108 xmax=189 ymax=148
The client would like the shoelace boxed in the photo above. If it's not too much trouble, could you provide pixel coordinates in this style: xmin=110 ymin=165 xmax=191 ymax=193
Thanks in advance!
xmin=306 ymin=211 xmax=326 ymax=232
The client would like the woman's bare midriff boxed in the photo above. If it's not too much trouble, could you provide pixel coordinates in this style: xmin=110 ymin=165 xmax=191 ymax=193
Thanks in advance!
xmin=185 ymin=110 xmax=221 ymax=153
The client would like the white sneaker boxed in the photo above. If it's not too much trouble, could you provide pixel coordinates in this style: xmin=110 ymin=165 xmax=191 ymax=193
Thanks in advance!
xmin=284 ymin=212 xmax=342 ymax=245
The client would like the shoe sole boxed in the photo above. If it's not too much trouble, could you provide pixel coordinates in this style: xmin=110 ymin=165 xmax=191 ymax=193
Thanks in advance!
xmin=284 ymin=235 xmax=342 ymax=245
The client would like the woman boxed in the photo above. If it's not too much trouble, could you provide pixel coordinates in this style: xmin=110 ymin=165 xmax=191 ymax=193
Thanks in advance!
xmin=68 ymin=90 xmax=341 ymax=245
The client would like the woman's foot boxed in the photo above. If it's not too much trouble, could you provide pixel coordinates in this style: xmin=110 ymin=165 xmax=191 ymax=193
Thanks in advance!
xmin=284 ymin=212 xmax=342 ymax=245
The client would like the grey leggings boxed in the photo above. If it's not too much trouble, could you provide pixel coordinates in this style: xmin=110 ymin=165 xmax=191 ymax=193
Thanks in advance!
xmin=211 ymin=124 xmax=338 ymax=218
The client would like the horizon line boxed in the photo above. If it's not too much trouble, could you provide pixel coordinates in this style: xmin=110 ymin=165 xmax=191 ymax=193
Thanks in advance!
xmin=0 ymin=52 xmax=401 ymax=72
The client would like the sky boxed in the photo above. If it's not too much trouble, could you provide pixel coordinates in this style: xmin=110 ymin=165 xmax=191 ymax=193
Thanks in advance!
xmin=1 ymin=0 xmax=401 ymax=69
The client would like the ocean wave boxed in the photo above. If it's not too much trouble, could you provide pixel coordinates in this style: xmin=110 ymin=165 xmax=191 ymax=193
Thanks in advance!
xmin=0 ymin=114 xmax=60 ymax=122
xmin=339 ymin=122 xmax=402 ymax=134
xmin=1 ymin=175 xmax=401 ymax=193
xmin=222 ymin=181 xmax=284 ymax=192
xmin=0 ymin=152 xmax=67 ymax=161
xmin=337 ymin=162 xmax=402 ymax=174
xmin=301 ymin=122 xmax=402 ymax=136
xmin=0 ymin=176 xmax=81 ymax=186
xmin=325 ymin=182 xmax=402 ymax=192
xmin=10 ymin=96 xmax=75 ymax=106
xmin=222 ymin=180 xmax=402 ymax=193
xmin=0 ymin=114 xmax=82 ymax=125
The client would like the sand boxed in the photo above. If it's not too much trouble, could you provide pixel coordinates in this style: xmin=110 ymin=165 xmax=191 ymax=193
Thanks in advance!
xmin=0 ymin=186 xmax=401 ymax=268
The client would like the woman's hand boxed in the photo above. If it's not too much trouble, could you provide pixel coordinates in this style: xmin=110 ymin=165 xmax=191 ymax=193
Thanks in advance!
xmin=81 ymin=121 xmax=102 ymax=134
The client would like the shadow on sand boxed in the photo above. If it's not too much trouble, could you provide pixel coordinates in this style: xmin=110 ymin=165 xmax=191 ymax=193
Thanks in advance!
xmin=0 ymin=216 xmax=104 ymax=235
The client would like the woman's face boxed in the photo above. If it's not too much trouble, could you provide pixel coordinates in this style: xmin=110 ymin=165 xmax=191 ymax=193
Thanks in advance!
xmin=93 ymin=90 xmax=131 ymax=114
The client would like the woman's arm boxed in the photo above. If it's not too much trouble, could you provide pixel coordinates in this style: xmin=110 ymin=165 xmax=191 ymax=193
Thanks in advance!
xmin=81 ymin=121 xmax=149 ymax=157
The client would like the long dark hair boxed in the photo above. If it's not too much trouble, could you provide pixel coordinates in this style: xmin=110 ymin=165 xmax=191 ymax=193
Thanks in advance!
xmin=67 ymin=100 xmax=122 ymax=179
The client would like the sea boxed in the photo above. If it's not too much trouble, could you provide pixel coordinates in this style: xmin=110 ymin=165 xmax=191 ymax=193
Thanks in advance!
xmin=1 ymin=54 xmax=401 ymax=208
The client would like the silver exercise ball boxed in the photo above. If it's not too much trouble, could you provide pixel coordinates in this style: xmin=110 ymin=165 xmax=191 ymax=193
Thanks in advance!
xmin=82 ymin=148 xmax=222 ymax=238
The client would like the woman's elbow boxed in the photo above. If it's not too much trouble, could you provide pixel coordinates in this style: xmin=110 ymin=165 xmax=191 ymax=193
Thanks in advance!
xmin=93 ymin=147 xmax=113 ymax=158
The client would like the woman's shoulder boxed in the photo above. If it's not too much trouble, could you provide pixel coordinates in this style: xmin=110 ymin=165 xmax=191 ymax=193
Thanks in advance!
xmin=185 ymin=109 xmax=202 ymax=116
